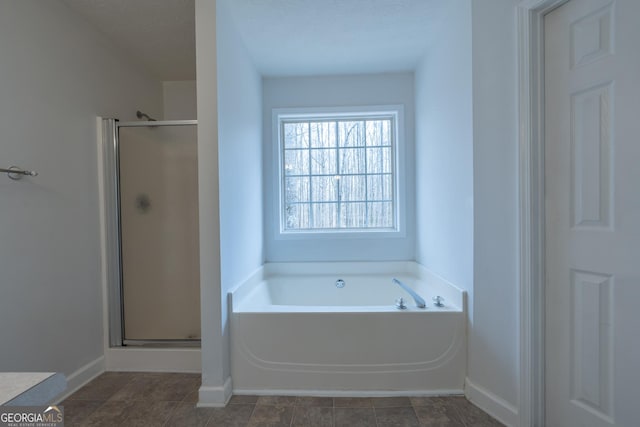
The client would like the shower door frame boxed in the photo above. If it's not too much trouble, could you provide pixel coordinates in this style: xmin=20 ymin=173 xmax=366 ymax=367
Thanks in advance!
xmin=102 ymin=118 xmax=199 ymax=347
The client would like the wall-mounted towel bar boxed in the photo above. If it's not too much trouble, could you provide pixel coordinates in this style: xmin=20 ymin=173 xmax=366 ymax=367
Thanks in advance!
xmin=1 ymin=166 xmax=38 ymax=180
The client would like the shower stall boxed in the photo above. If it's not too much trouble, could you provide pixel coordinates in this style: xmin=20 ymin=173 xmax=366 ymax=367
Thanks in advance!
xmin=102 ymin=118 xmax=200 ymax=346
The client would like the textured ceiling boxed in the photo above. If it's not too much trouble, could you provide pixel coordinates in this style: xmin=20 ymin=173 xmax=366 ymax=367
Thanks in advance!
xmin=61 ymin=0 xmax=438 ymax=80
xmin=225 ymin=0 xmax=442 ymax=76
xmin=61 ymin=0 xmax=196 ymax=81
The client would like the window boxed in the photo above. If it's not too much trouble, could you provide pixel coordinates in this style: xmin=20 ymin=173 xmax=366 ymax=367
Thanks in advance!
xmin=276 ymin=107 xmax=401 ymax=233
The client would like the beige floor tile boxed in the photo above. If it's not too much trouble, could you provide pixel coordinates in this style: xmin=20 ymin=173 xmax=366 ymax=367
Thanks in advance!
xmin=375 ymin=406 xmax=420 ymax=427
xmin=291 ymin=406 xmax=333 ymax=427
xmin=334 ymin=407 xmax=376 ymax=427
xmin=333 ymin=397 xmax=373 ymax=408
xmin=164 ymin=402 xmax=216 ymax=427
xmin=205 ymin=404 xmax=255 ymax=427
xmin=246 ymin=404 xmax=294 ymax=427
xmin=255 ymin=395 xmax=297 ymax=406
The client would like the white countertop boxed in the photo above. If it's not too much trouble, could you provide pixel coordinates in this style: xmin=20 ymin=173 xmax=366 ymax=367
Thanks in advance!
xmin=0 ymin=373 xmax=57 ymax=405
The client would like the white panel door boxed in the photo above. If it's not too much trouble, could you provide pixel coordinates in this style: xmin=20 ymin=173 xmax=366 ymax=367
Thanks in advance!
xmin=545 ymin=1 xmax=640 ymax=426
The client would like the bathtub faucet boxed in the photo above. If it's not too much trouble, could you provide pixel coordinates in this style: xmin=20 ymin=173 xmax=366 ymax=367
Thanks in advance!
xmin=392 ymin=278 xmax=426 ymax=308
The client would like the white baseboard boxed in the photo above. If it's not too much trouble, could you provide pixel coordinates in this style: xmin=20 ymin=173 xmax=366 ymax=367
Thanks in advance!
xmin=465 ymin=378 xmax=518 ymax=427
xmin=54 ymin=356 xmax=106 ymax=403
xmin=233 ymin=389 xmax=465 ymax=397
xmin=105 ymin=347 xmax=201 ymax=372
xmin=197 ymin=376 xmax=233 ymax=407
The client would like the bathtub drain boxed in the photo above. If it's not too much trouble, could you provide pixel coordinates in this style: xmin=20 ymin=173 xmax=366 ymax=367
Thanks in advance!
xmin=335 ymin=279 xmax=345 ymax=288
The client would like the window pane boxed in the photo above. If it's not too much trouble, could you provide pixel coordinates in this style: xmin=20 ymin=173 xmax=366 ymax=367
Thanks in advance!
xmin=339 ymin=148 xmax=366 ymax=174
xmin=285 ymin=203 xmax=309 ymax=229
xmin=310 ymin=122 xmax=336 ymax=148
xmin=340 ymin=175 xmax=366 ymax=201
xmin=285 ymin=177 xmax=309 ymax=203
xmin=361 ymin=119 xmax=392 ymax=147
xmin=310 ymin=149 xmax=337 ymax=175
xmin=340 ymin=202 xmax=367 ymax=228
xmin=365 ymin=120 xmax=386 ymax=147
xmin=339 ymin=121 xmax=365 ymax=147
xmin=284 ymin=122 xmax=309 ymax=148
xmin=367 ymin=174 xmax=392 ymax=201
xmin=381 ymin=120 xmax=392 ymax=146
xmin=366 ymin=147 xmax=392 ymax=173
xmin=311 ymin=203 xmax=338 ymax=229
xmin=311 ymin=176 xmax=338 ymax=202
xmin=367 ymin=202 xmax=394 ymax=228
xmin=284 ymin=149 xmax=309 ymax=175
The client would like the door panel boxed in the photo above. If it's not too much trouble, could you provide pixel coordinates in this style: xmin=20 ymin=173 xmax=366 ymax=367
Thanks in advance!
xmin=118 ymin=124 xmax=200 ymax=341
xmin=545 ymin=1 xmax=640 ymax=426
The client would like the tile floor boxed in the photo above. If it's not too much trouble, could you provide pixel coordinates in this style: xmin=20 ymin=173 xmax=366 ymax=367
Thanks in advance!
xmin=61 ymin=372 xmax=504 ymax=426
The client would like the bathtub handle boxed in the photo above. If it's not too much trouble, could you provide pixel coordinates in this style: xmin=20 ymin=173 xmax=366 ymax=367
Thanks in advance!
xmin=392 ymin=278 xmax=426 ymax=309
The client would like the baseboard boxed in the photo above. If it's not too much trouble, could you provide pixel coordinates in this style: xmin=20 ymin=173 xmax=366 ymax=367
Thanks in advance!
xmin=233 ymin=389 xmax=465 ymax=397
xmin=465 ymin=378 xmax=518 ymax=427
xmin=197 ymin=376 xmax=233 ymax=407
xmin=54 ymin=356 xmax=106 ymax=403
xmin=105 ymin=347 xmax=201 ymax=372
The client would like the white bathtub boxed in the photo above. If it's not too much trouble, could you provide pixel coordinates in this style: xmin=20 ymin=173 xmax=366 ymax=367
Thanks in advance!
xmin=229 ymin=261 xmax=467 ymax=396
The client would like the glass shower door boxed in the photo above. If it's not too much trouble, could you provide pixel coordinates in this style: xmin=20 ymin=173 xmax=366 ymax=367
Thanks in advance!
xmin=117 ymin=123 xmax=200 ymax=343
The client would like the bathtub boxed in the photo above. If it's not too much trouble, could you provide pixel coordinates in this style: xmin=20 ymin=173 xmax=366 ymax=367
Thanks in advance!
xmin=229 ymin=261 xmax=467 ymax=396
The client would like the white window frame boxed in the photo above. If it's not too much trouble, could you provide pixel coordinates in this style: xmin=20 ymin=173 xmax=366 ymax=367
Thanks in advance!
xmin=272 ymin=105 xmax=406 ymax=240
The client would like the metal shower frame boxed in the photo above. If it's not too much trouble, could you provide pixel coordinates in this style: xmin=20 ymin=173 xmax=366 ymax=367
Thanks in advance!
xmin=101 ymin=118 xmax=198 ymax=347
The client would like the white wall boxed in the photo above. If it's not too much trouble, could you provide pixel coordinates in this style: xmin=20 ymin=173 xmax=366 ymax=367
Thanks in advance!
xmin=415 ymin=1 xmax=520 ymax=423
xmin=163 ymin=80 xmax=197 ymax=120
xmin=469 ymin=0 xmax=519 ymax=420
xmin=415 ymin=0 xmax=473 ymax=295
xmin=196 ymin=0 xmax=263 ymax=405
xmin=195 ymin=0 xmax=224 ymax=404
xmin=263 ymin=73 xmax=415 ymax=262
xmin=0 ymin=0 xmax=162 ymax=381
xmin=216 ymin=0 xmax=263 ymax=383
